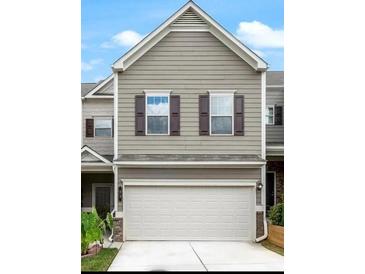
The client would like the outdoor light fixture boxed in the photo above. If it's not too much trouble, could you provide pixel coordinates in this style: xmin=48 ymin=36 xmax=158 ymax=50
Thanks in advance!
xmin=118 ymin=186 xmax=123 ymax=202
xmin=257 ymin=182 xmax=263 ymax=190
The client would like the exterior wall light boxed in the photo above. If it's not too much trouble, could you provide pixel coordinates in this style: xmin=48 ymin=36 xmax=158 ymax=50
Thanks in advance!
xmin=257 ymin=182 xmax=263 ymax=190
xmin=118 ymin=186 xmax=123 ymax=202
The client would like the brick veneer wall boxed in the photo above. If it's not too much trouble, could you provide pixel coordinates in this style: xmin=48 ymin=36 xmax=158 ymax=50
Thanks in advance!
xmin=113 ymin=218 xmax=123 ymax=242
xmin=267 ymin=160 xmax=284 ymax=203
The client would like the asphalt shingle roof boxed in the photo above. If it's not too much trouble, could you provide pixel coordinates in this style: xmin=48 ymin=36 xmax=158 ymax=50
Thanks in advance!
xmin=267 ymin=71 xmax=284 ymax=86
xmin=117 ymin=154 xmax=264 ymax=162
xmin=81 ymin=83 xmax=97 ymax=97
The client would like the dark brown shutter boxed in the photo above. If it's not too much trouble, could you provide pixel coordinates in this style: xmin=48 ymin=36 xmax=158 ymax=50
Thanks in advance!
xmin=135 ymin=95 xmax=145 ymax=136
xmin=85 ymin=119 xmax=94 ymax=137
xmin=234 ymin=95 xmax=244 ymax=136
xmin=170 ymin=95 xmax=180 ymax=136
xmin=199 ymin=95 xmax=209 ymax=135
xmin=275 ymin=105 xmax=283 ymax=125
xmin=112 ymin=118 xmax=114 ymax=137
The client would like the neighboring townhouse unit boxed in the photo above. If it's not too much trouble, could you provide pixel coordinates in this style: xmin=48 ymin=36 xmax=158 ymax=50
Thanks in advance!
xmin=81 ymin=1 xmax=284 ymax=242
xmin=265 ymin=71 xmax=284 ymax=212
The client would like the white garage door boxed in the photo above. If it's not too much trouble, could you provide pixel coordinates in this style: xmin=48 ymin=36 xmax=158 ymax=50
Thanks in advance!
xmin=125 ymin=185 xmax=255 ymax=241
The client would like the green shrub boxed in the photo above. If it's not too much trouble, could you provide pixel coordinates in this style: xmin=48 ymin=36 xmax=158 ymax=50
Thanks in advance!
xmin=81 ymin=208 xmax=114 ymax=255
xmin=268 ymin=203 xmax=284 ymax=226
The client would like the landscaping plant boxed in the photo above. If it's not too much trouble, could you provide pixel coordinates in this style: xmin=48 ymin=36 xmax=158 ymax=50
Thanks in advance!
xmin=268 ymin=202 xmax=284 ymax=226
xmin=81 ymin=208 xmax=114 ymax=255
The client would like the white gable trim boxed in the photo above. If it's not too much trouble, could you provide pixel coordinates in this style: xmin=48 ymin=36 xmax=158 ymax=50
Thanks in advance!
xmin=81 ymin=146 xmax=112 ymax=165
xmin=83 ymin=74 xmax=114 ymax=99
xmin=112 ymin=1 xmax=267 ymax=72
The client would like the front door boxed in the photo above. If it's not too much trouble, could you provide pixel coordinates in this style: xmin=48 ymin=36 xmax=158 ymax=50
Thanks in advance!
xmin=95 ymin=186 xmax=111 ymax=219
xmin=266 ymin=172 xmax=275 ymax=213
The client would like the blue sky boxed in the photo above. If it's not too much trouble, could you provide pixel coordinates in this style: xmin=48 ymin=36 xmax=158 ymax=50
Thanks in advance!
xmin=82 ymin=0 xmax=284 ymax=83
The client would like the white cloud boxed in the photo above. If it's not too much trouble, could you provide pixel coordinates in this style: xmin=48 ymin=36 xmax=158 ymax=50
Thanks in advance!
xmin=236 ymin=21 xmax=283 ymax=48
xmin=100 ymin=41 xmax=114 ymax=49
xmin=89 ymin=59 xmax=103 ymax=65
xmin=81 ymin=58 xmax=103 ymax=71
xmin=101 ymin=30 xmax=144 ymax=49
xmin=81 ymin=62 xmax=92 ymax=71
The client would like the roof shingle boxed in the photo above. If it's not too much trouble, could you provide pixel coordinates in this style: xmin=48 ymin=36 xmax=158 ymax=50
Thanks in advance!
xmin=81 ymin=83 xmax=97 ymax=97
xmin=267 ymin=71 xmax=284 ymax=86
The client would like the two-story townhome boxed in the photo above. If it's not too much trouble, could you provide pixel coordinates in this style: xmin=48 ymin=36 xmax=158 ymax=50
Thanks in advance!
xmin=81 ymin=1 xmax=284 ymax=243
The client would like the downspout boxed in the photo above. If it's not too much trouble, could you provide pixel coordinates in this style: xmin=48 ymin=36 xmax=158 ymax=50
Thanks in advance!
xmin=108 ymin=209 xmax=116 ymax=242
xmin=255 ymin=213 xmax=268 ymax=242
xmin=256 ymin=70 xmax=268 ymax=243
xmin=108 ymin=165 xmax=118 ymax=242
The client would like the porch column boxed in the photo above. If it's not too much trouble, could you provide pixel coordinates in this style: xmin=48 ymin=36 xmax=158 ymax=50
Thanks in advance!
xmin=113 ymin=166 xmax=118 ymax=213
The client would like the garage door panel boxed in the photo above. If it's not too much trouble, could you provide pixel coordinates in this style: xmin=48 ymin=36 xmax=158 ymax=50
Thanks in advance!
xmin=125 ymin=185 xmax=254 ymax=241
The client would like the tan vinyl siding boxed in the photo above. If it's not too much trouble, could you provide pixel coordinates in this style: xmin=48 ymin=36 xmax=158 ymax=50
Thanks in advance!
xmin=117 ymin=167 xmax=262 ymax=210
xmin=82 ymin=99 xmax=114 ymax=155
xmin=118 ymin=31 xmax=262 ymax=155
xmin=266 ymin=87 xmax=284 ymax=144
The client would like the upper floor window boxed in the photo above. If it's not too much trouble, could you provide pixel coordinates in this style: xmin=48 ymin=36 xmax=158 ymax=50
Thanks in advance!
xmin=266 ymin=106 xmax=274 ymax=125
xmin=210 ymin=93 xmax=234 ymax=135
xmin=266 ymin=105 xmax=283 ymax=126
xmin=95 ymin=117 xmax=112 ymax=137
xmin=146 ymin=94 xmax=170 ymax=135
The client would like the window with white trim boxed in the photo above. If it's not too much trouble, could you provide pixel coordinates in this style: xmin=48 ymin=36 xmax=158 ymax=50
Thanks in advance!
xmin=210 ymin=94 xmax=234 ymax=135
xmin=266 ymin=106 xmax=274 ymax=125
xmin=146 ymin=95 xmax=169 ymax=134
xmin=94 ymin=117 xmax=112 ymax=137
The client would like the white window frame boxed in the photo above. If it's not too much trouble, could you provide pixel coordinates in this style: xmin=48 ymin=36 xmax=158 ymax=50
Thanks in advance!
xmin=266 ymin=105 xmax=275 ymax=125
xmin=94 ymin=116 xmax=113 ymax=138
xmin=144 ymin=90 xmax=171 ymax=136
xmin=209 ymin=91 xmax=235 ymax=136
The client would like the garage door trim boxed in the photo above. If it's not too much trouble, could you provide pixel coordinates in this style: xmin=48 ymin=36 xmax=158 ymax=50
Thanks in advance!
xmin=122 ymin=179 xmax=257 ymax=241
xmin=123 ymin=179 xmax=257 ymax=187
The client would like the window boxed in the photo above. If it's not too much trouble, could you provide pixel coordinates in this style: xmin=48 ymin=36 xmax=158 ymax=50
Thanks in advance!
xmin=94 ymin=117 xmax=112 ymax=137
xmin=210 ymin=94 xmax=234 ymax=135
xmin=266 ymin=106 xmax=274 ymax=125
xmin=146 ymin=94 xmax=169 ymax=134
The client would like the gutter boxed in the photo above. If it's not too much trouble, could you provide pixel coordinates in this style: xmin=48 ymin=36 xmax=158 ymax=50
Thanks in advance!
xmin=113 ymin=161 xmax=266 ymax=168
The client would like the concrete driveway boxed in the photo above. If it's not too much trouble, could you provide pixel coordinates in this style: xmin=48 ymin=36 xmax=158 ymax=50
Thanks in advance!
xmin=108 ymin=241 xmax=284 ymax=272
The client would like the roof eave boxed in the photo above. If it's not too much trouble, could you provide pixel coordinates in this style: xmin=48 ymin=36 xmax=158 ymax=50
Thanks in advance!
xmin=83 ymin=74 xmax=114 ymax=98
xmin=113 ymin=160 xmax=266 ymax=168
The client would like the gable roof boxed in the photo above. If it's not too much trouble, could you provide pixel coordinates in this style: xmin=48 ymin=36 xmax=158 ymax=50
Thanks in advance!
xmin=81 ymin=83 xmax=97 ymax=97
xmin=267 ymin=71 xmax=284 ymax=86
xmin=82 ymin=74 xmax=114 ymax=99
xmin=81 ymin=145 xmax=112 ymax=165
xmin=112 ymin=1 xmax=267 ymax=72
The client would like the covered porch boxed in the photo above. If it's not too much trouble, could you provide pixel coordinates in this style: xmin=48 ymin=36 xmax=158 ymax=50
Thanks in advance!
xmin=81 ymin=146 xmax=122 ymax=241
xmin=266 ymin=144 xmax=284 ymax=213
xmin=81 ymin=172 xmax=114 ymax=216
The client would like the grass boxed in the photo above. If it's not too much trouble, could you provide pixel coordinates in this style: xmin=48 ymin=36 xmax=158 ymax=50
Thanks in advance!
xmin=81 ymin=248 xmax=119 ymax=272
xmin=261 ymin=240 xmax=284 ymax=256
